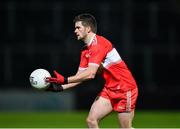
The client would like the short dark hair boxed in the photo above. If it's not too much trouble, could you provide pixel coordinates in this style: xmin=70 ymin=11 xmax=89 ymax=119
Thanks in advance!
xmin=73 ymin=13 xmax=97 ymax=33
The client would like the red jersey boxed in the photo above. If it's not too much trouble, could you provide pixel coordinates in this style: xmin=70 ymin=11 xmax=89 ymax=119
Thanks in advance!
xmin=79 ymin=34 xmax=137 ymax=91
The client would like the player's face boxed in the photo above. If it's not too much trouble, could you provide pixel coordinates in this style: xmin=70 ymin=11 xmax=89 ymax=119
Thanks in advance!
xmin=74 ymin=21 xmax=89 ymax=41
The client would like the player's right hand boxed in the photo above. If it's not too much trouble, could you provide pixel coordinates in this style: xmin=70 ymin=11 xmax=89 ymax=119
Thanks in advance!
xmin=46 ymin=70 xmax=68 ymax=84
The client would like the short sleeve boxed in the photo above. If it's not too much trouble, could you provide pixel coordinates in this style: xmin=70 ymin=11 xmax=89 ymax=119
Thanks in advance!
xmin=89 ymin=44 xmax=109 ymax=66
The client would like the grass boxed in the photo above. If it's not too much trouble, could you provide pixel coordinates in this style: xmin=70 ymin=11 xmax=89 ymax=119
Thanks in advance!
xmin=0 ymin=110 xmax=180 ymax=128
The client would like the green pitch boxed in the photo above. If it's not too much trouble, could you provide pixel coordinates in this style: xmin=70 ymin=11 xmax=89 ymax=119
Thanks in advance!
xmin=0 ymin=110 xmax=180 ymax=128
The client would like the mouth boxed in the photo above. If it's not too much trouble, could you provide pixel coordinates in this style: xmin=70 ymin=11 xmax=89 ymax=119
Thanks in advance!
xmin=76 ymin=34 xmax=80 ymax=39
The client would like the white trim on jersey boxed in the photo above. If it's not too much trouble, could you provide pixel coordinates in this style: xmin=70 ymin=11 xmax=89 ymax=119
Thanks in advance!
xmin=88 ymin=63 xmax=99 ymax=67
xmin=87 ymin=34 xmax=96 ymax=46
xmin=126 ymin=90 xmax=131 ymax=112
xmin=102 ymin=48 xmax=122 ymax=68
xmin=78 ymin=67 xmax=87 ymax=71
xmin=78 ymin=63 xmax=99 ymax=71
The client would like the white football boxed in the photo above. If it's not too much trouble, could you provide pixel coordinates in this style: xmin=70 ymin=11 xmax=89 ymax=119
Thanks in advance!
xmin=29 ymin=69 xmax=51 ymax=89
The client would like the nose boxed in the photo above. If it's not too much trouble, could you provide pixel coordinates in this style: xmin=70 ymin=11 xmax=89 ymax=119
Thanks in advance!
xmin=74 ymin=28 xmax=77 ymax=33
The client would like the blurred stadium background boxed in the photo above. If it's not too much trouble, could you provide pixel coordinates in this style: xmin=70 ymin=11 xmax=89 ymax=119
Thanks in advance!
xmin=0 ymin=0 xmax=180 ymax=128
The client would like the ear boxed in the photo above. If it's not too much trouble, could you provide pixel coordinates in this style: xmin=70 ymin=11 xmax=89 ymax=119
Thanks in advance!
xmin=86 ymin=26 xmax=91 ymax=33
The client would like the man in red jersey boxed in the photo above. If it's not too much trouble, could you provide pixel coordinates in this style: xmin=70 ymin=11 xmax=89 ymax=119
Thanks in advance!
xmin=46 ymin=13 xmax=138 ymax=128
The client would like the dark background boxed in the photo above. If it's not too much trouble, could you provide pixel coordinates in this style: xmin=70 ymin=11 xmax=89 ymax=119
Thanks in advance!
xmin=0 ymin=0 xmax=179 ymax=110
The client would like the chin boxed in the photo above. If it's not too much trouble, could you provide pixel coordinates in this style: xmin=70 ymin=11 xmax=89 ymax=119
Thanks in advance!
xmin=77 ymin=37 xmax=82 ymax=40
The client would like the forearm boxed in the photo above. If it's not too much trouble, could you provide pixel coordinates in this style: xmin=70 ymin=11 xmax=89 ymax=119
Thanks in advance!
xmin=62 ymin=82 xmax=81 ymax=90
xmin=46 ymin=66 xmax=98 ymax=88
xmin=67 ymin=69 xmax=96 ymax=83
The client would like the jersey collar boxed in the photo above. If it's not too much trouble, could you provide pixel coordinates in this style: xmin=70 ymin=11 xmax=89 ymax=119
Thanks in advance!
xmin=87 ymin=34 xmax=96 ymax=47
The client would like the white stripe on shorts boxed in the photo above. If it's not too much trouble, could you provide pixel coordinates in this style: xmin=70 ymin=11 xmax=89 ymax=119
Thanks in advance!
xmin=126 ymin=90 xmax=131 ymax=112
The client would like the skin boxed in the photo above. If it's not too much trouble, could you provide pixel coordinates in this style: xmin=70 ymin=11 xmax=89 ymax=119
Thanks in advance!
xmin=61 ymin=21 xmax=135 ymax=128
xmin=61 ymin=21 xmax=99 ymax=90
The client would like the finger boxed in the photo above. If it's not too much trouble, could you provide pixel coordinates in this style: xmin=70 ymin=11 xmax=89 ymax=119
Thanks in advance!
xmin=46 ymin=77 xmax=57 ymax=82
xmin=45 ymin=77 xmax=52 ymax=81
xmin=53 ymin=70 xmax=59 ymax=77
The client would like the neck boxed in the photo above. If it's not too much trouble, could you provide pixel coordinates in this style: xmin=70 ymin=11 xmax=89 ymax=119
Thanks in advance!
xmin=84 ymin=32 xmax=95 ymax=45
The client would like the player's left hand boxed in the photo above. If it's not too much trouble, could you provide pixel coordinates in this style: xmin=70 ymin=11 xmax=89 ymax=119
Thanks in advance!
xmin=46 ymin=83 xmax=64 ymax=92
xmin=46 ymin=70 xmax=68 ymax=84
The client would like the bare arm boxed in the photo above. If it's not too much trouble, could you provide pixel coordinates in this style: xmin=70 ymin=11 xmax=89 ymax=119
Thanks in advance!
xmin=61 ymin=70 xmax=82 ymax=90
xmin=62 ymin=64 xmax=99 ymax=90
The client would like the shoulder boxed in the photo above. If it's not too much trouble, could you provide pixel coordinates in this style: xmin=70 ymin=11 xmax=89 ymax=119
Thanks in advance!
xmin=88 ymin=35 xmax=113 ymax=54
xmin=95 ymin=35 xmax=113 ymax=50
xmin=96 ymin=35 xmax=109 ymax=41
xmin=96 ymin=35 xmax=112 ymax=45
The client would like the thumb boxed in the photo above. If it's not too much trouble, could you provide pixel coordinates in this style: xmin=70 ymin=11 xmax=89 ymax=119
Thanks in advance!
xmin=53 ymin=70 xmax=59 ymax=77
